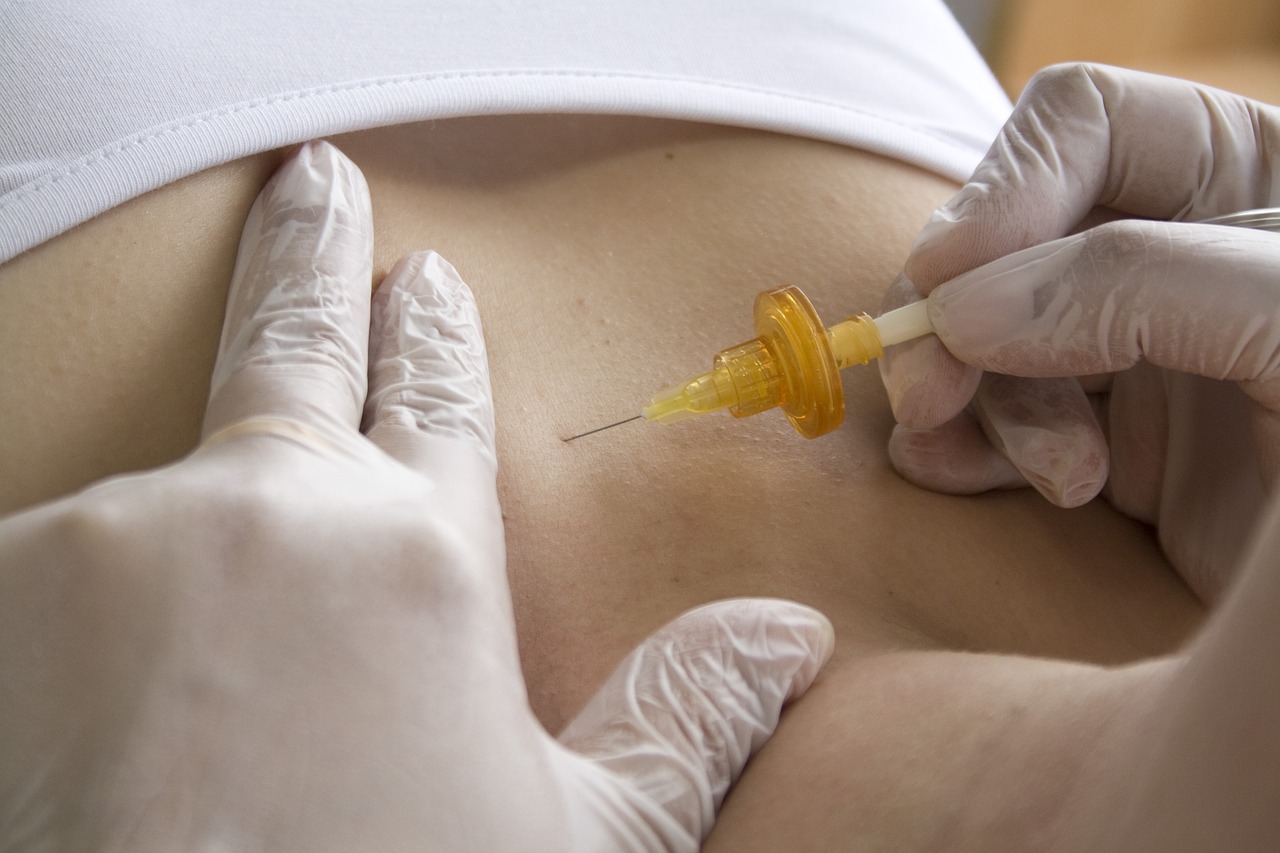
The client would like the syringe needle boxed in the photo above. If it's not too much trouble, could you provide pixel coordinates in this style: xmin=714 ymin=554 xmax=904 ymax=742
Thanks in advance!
xmin=562 ymin=414 xmax=643 ymax=442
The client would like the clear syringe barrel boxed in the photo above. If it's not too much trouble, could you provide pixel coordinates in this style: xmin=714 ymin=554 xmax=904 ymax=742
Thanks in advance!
xmin=642 ymin=287 xmax=934 ymax=439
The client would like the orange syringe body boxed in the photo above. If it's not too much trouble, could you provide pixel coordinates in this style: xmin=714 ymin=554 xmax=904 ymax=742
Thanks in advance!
xmin=642 ymin=285 xmax=929 ymax=439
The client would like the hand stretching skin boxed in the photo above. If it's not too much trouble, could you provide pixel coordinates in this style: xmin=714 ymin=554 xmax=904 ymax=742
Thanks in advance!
xmin=0 ymin=141 xmax=833 ymax=851
xmin=878 ymin=63 xmax=1280 ymax=600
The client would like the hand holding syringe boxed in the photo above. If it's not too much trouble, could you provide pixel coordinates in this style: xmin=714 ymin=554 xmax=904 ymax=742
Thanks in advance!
xmin=564 ymin=205 xmax=1280 ymax=444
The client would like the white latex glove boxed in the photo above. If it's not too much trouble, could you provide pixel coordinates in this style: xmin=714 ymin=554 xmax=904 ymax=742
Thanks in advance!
xmin=0 ymin=141 xmax=833 ymax=851
xmin=879 ymin=63 xmax=1280 ymax=601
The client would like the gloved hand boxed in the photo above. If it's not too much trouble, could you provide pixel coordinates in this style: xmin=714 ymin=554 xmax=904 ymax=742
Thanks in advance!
xmin=878 ymin=63 xmax=1280 ymax=600
xmin=0 ymin=141 xmax=833 ymax=851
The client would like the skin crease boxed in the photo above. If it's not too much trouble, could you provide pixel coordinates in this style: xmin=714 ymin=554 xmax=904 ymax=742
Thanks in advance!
xmin=0 ymin=116 xmax=1202 ymax=849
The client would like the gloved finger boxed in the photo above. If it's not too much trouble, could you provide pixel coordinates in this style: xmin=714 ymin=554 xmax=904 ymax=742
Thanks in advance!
xmin=931 ymin=220 xmax=1280 ymax=383
xmin=887 ymin=377 xmax=1107 ymax=507
xmin=362 ymin=251 xmax=497 ymax=471
xmin=203 ymin=141 xmax=374 ymax=440
xmin=877 ymin=272 xmax=980 ymax=429
xmin=888 ymin=411 xmax=1024 ymax=495
xmin=931 ymin=220 xmax=1280 ymax=484
xmin=907 ymin=63 xmax=1280 ymax=293
xmin=555 ymin=599 xmax=834 ymax=852
xmin=971 ymin=374 xmax=1108 ymax=507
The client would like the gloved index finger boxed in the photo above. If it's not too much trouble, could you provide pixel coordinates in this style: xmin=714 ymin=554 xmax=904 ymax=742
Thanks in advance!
xmin=907 ymin=63 xmax=1280 ymax=291
xmin=203 ymin=141 xmax=375 ymax=441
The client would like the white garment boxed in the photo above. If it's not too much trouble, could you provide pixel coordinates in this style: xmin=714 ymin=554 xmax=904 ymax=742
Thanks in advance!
xmin=0 ymin=0 xmax=1010 ymax=264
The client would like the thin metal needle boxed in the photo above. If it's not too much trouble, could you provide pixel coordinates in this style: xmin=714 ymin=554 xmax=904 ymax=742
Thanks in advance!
xmin=562 ymin=414 xmax=643 ymax=442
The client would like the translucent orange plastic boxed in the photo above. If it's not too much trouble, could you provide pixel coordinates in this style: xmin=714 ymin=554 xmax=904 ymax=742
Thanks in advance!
xmin=642 ymin=285 xmax=885 ymax=439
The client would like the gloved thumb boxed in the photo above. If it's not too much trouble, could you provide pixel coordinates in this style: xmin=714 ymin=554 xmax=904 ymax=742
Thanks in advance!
xmin=554 ymin=599 xmax=833 ymax=852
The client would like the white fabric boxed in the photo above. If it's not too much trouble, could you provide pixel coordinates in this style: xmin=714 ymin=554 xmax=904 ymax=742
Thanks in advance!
xmin=0 ymin=0 xmax=1011 ymax=264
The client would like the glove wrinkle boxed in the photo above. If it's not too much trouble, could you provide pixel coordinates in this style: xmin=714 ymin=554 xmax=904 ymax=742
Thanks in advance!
xmin=556 ymin=600 xmax=833 ymax=850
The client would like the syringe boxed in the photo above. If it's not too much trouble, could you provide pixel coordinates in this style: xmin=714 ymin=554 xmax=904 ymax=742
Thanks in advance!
xmin=563 ymin=206 xmax=1280 ymax=443
xmin=638 ymin=284 xmax=932 ymax=440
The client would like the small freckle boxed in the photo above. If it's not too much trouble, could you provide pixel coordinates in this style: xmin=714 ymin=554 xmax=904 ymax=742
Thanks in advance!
xmin=664 ymin=152 xmax=674 ymax=160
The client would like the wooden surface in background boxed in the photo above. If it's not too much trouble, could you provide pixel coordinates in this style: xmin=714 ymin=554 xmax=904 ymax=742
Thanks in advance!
xmin=991 ymin=0 xmax=1280 ymax=102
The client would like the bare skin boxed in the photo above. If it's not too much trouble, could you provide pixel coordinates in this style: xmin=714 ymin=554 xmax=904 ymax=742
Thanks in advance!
xmin=0 ymin=116 xmax=1204 ymax=849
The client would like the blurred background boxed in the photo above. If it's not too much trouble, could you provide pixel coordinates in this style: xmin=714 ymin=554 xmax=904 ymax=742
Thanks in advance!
xmin=944 ymin=0 xmax=1280 ymax=102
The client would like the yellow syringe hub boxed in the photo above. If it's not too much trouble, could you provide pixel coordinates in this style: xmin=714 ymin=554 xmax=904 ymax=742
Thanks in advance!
xmin=642 ymin=285 xmax=932 ymax=439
